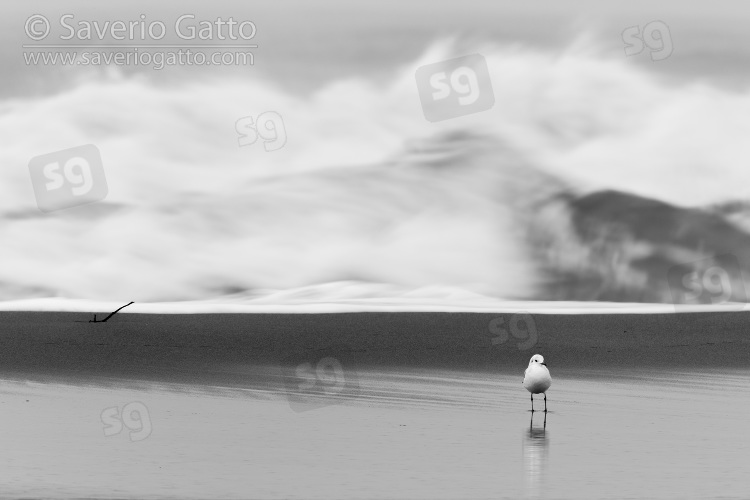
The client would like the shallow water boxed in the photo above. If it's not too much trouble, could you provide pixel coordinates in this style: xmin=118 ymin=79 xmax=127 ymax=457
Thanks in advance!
xmin=1 ymin=368 xmax=749 ymax=499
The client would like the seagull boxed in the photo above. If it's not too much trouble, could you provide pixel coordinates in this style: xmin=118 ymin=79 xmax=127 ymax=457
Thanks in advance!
xmin=523 ymin=354 xmax=552 ymax=412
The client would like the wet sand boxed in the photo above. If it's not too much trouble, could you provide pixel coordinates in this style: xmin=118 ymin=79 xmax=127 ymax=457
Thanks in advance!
xmin=2 ymin=368 xmax=749 ymax=499
xmin=1 ymin=311 xmax=749 ymax=498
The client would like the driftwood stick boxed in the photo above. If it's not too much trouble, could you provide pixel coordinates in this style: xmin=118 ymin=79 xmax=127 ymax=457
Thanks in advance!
xmin=89 ymin=301 xmax=135 ymax=323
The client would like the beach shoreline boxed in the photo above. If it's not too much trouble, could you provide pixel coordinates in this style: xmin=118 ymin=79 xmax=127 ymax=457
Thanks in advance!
xmin=2 ymin=311 xmax=749 ymax=499
xmin=1 ymin=311 xmax=748 ymax=389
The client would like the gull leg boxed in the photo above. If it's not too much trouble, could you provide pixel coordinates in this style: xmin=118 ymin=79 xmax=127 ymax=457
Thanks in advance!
xmin=544 ymin=393 xmax=547 ymax=413
xmin=530 ymin=393 xmax=534 ymax=412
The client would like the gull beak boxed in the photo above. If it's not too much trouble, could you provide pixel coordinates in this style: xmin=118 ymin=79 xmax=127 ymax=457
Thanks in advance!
xmin=541 ymin=362 xmax=546 ymax=366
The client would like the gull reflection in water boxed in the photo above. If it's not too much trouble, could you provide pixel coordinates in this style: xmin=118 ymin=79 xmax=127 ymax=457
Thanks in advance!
xmin=523 ymin=411 xmax=548 ymax=498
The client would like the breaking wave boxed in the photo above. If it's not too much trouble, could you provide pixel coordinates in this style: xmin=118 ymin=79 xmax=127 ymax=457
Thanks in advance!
xmin=2 ymin=40 xmax=750 ymax=304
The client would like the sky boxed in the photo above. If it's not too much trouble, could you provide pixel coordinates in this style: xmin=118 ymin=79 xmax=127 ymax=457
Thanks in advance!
xmin=4 ymin=0 xmax=750 ymax=96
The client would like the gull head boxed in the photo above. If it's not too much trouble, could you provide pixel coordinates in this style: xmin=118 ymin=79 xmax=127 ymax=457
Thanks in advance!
xmin=528 ymin=354 xmax=546 ymax=366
